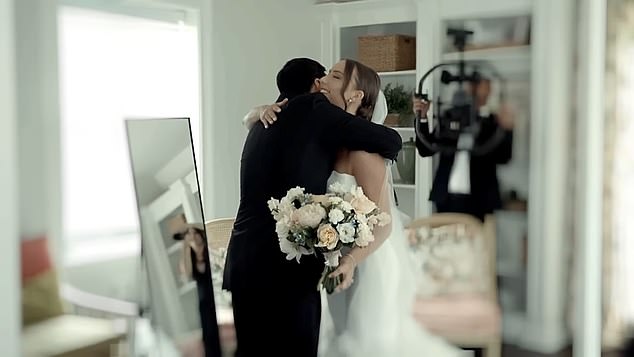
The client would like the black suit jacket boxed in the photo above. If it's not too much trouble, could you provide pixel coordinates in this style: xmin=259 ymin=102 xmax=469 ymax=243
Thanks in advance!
xmin=416 ymin=114 xmax=513 ymax=214
xmin=223 ymin=93 xmax=402 ymax=293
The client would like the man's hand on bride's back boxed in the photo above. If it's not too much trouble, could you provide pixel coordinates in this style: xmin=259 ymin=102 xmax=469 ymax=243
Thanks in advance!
xmin=259 ymin=98 xmax=288 ymax=128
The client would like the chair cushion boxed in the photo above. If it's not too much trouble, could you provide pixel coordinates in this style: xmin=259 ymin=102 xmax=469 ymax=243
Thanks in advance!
xmin=407 ymin=224 xmax=490 ymax=297
xmin=21 ymin=236 xmax=64 ymax=326
xmin=412 ymin=294 xmax=501 ymax=338
xmin=22 ymin=314 xmax=125 ymax=357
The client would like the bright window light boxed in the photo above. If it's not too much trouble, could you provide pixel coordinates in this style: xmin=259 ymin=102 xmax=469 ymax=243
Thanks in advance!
xmin=58 ymin=6 xmax=201 ymax=265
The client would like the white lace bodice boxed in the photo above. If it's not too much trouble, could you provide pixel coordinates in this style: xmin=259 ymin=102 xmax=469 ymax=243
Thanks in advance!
xmin=326 ymin=171 xmax=357 ymax=192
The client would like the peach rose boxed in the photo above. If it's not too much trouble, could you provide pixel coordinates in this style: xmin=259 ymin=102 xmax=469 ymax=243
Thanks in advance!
xmin=350 ymin=195 xmax=376 ymax=215
xmin=316 ymin=224 xmax=339 ymax=250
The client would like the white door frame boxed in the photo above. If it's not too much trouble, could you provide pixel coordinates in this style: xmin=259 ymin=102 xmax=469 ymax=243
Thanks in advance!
xmin=574 ymin=0 xmax=606 ymax=356
xmin=0 ymin=0 xmax=21 ymax=355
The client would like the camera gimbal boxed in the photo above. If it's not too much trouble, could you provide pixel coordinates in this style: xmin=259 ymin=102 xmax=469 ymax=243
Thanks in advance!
xmin=414 ymin=28 xmax=508 ymax=155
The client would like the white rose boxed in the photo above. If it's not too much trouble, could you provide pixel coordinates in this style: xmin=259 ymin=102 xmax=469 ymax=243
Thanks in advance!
xmin=277 ymin=200 xmax=294 ymax=218
xmin=315 ymin=224 xmax=339 ymax=250
xmin=275 ymin=220 xmax=290 ymax=239
xmin=355 ymin=223 xmax=374 ymax=247
xmin=290 ymin=203 xmax=326 ymax=228
xmin=376 ymin=212 xmax=391 ymax=226
xmin=355 ymin=213 xmax=368 ymax=225
xmin=328 ymin=196 xmax=343 ymax=205
xmin=267 ymin=198 xmax=279 ymax=211
xmin=328 ymin=208 xmax=345 ymax=224
xmin=286 ymin=186 xmax=305 ymax=200
xmin=340 ymin=201 xmax=353 ymax=213
xmin=336 ymin=222 xmax=356 ymax=244
xmin=323 ymin=250 xmax=342 ymax=267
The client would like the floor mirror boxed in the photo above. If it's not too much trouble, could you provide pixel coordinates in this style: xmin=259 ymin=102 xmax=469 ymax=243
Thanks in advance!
xmin=126 ymin=117 xmax=221 ymax=356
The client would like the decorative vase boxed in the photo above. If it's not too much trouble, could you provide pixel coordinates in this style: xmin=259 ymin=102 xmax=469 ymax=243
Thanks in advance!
xmin=396 ymin=138 xmax=416 ymax=184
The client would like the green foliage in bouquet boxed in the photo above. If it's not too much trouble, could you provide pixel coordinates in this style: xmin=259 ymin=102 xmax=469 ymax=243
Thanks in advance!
xmin=384 ymin=83 xmax=413 ymax=114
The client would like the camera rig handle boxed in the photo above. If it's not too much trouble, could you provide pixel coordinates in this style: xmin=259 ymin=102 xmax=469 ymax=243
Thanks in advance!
xmin=413 ymin=28 xmax=510 ymax=156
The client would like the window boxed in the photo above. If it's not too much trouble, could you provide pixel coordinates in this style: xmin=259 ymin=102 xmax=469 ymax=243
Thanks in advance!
xmin=58 ymin=6 xmax=201 ymax=265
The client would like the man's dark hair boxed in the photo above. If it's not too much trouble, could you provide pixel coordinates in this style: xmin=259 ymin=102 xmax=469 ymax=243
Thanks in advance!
xmin=276 ymin=58 xmax=326 ymax=102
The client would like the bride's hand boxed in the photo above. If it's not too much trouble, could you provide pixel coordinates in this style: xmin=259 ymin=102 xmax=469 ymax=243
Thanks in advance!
xmin=259 ymin=98 xmax=288 ymax=128
xmin=330 ymin=254 xmax=356 ymax=293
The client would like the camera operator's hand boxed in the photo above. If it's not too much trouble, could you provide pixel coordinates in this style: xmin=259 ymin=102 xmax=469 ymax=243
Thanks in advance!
xmin=412 ymin=96 xmax=431 ymax=119
xmin=496 ymin=103 xmax=515 ymax=130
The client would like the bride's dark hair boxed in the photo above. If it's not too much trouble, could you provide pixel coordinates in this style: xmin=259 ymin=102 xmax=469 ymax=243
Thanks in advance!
xmin=340 ymin=59 xmax=380 ymax=121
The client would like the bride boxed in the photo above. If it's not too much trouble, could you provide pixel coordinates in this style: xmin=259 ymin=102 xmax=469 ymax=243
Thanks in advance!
xmin=245 ymin=58 xmax=462 ymax=357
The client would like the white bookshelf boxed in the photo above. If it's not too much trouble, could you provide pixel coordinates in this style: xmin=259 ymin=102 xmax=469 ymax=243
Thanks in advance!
xmin=378 ymin=69 xmax=417 ymax=76
xmin=320 ymin=0 xmax=573 ymax=353
xmin=328 ymin=11 xmax=421 ymax=220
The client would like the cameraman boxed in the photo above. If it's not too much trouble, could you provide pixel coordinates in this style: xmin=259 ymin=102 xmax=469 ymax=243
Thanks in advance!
xmin=413 ymin=79 xmax=514 ymax=221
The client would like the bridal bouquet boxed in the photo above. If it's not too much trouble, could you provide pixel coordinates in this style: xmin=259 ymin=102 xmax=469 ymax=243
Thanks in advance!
xmin=267 ymin=183 xmax=391 ymax=293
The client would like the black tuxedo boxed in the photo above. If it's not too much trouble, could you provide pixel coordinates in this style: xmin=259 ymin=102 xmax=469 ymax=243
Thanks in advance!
xmin=416 ymin=114 xmax=513 ymax=220
xmin=223 ymin=93 xmax=402 ymax=356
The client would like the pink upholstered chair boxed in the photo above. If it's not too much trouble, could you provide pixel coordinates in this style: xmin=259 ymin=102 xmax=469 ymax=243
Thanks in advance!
xmin=406 ymin=213 xmax=501 ymax=357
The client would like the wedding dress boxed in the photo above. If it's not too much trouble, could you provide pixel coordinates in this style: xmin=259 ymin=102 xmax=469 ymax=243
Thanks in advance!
xmin=317 ymin=171 xmax=463 ymax=357
xmin=317 ymin=91 xmax=463 ymax=357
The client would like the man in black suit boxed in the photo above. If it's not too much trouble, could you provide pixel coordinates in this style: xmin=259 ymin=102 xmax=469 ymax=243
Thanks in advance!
xmin=223 ymin=58 xmax=402 ymax=357
xmin=414 ymin=78 xmax=514 ymax=221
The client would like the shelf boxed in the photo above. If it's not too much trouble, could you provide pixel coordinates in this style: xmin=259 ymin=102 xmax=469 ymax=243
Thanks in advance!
xmin=442 ymin=45 xmax=530 ymax=62
xmin=167 ymin=241 xmax=182 ymax=255
xmin=179 ymin=281 xmax=197 ymax=295
xmin=393 ymin=183 xmax=416 ymax=189
xmin=378 ymin=69 xmax=416 ymax=77
xmin=391 ymin=127 xmax=415 ymax=134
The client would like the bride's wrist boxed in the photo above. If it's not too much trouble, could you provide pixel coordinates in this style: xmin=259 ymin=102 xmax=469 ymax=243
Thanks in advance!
xmin=344 ymin=253 xmax=357 ymax=267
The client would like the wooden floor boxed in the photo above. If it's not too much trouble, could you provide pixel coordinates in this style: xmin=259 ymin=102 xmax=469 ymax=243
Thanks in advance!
xmin=502 ymin=345 xmax=572 ymax=357
xmin=464 ymin=345 xmax=625 ymax=357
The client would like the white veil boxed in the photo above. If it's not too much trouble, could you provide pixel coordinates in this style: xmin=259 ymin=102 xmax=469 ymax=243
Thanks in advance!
xmin=372 ymin=89 xmax=419 ymax=313
xmin=371 ymin=90 xmax=388 ymax=125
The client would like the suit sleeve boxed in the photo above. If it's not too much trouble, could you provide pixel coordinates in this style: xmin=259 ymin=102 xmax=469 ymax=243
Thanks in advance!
xmin=479 ymin=115 xmax=513 ymax=164
xmin=414 ymin=121 xmax=437 ymax=157
xmin=488 ymin=129 xmax=513 ymax=164
xmin=313 ymin=94 xmax=402 ymax=160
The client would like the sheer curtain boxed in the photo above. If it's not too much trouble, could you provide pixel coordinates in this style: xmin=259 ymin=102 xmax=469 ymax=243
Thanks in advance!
xmin=603 ymin=0 xmax=634 ymax=348
xmin=58 ymin=6 xmax=201 ymax=266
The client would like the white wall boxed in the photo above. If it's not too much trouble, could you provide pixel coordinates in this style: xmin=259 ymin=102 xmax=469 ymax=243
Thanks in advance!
xmin=15 ymin=0 xmax=63 ymax=262
xmin=202 ymin=0 xmax=325 ymax=218
xmin=0 ymin=0 xmax=21 ymax=355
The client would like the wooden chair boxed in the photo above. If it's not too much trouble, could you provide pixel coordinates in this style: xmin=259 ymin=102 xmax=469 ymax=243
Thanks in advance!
xmin=204 ymin=217 xmax=236 ymax=356
xmin=407 ymin=213 xmax=501 ymax=357
xmin=205 ymin=217 xmax=235 ymax=250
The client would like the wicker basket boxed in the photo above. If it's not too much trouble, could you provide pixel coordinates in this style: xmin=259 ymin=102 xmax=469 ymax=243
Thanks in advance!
xmin=358 ymin=34 xmax=416 ymax=72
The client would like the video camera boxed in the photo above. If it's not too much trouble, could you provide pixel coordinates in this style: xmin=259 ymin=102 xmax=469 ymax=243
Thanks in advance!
xmin=414 ymin=28 xmax=507 ymax=155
